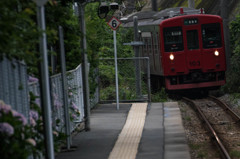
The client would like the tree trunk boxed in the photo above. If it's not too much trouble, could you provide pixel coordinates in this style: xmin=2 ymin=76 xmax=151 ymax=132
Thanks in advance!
xmin=221 ymin=0 xmax=231 ymax=70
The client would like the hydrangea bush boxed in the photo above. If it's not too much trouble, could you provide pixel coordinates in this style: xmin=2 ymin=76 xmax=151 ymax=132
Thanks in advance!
xmin=0 ymin=94 xmax=69 ymax=158
xmin=0 ymin=101 xmax=36 ymax=158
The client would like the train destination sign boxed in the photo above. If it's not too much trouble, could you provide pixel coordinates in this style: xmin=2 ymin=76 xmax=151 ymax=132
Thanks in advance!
xmin=184 ymin=18 xmax=198 ymax=25
xmin=107 ymin=16 xmax=121 ymax=30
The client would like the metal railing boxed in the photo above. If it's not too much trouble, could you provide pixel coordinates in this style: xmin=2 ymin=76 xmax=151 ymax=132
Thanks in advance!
xmin=98 ymin=57 xmax=151 ymax=103
xmin=29 ymin=64 xmax=99 ymax=132
xmin=0 ymin=58 xmax=99 ymax=133
xmin=0 ymin=57 xmax=29 ymax=119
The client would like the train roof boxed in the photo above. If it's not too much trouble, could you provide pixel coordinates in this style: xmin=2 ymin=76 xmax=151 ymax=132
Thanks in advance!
xmin=121 ymin=7 xmax=203 ymax=27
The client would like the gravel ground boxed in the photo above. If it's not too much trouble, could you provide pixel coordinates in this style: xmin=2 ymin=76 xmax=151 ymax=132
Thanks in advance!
xmin=179 ymin=94 xmax=240 ymax=159
xmin=179 ymin=101 xmax=220 ymax=159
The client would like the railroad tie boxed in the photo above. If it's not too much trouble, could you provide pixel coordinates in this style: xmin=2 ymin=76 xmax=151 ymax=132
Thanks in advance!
xmin=108 ymin=103 xmax=147 ymax=159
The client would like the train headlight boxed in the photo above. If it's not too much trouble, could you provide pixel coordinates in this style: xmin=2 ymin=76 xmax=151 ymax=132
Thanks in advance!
xmin=169 ymin=54 xmax=174 ymax=60
xmin=214 ymin=50 xmax=219 ymax=56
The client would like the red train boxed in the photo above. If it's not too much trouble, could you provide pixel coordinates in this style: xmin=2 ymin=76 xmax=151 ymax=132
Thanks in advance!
xmin=122 ymin=7 xmax=226 ymax=92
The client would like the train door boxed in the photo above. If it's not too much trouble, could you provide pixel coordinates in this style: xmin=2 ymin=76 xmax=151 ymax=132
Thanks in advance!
xmin=184 ymin=27 xmax=201 ymax=70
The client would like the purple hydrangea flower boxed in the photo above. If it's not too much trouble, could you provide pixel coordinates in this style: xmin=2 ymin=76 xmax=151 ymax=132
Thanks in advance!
xmin=28 ymin=76 xmax=39 ymax=83
xmin=53 ymin=94 xmax=62 ymax=109
xmin=34 ymin=98 xmax=41 ymax=107
xmin=0 ymin=101 xmax=12 ymax=114
xmin=69 ymin=92 xmax=73 ymax=96
xmin=11 ymin=110 xmax=27 ymax=125
xmin=71 ymin=114 xmax=77 ymax=120
xmin=30 ymin=117 xmax=36 ymax=126
xmin=0 ymin=122 xmax=14 ymax=136
xmin=71 ymin=102 xmax=79 ymax=112
xmin=29 ymin=110 xmax=39 ymax=121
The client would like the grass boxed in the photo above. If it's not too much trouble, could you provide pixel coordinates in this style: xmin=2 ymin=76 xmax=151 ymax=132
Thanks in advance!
xmin=197 ymin=151 xmax=208 ymax=158
xmin=189 ymin=143 xmax=211 ymax=158
xmin=184 ymin=116 xmax=191 ymax=121
xmin=230 ymin=150 xmax=240 ymax=158
xmin=151 ymin=88 xmax=168 ymax=102
xmin=189 ymin=143 xmax=201 ymax=150
xmin=180 ymin=107 xmax=187 ymax=113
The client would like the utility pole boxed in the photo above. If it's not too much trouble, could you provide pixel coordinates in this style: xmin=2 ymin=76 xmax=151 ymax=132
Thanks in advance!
xmin=34 ymin=0 xmax=55 ymax=158
xmin=59 ymin=26 xmax=72 ymax=149
xmin=133 ymin=16 xmax=142 ymax=99
xmin=188 ymin=0 xmax=195 ymax=8
xmin=77 ymin=2 xmax=91 ymax=131
xmin=152 ymin=0 xmax=157 ymax=11
xmin=221 ymin=0 xmax=231 ymax=70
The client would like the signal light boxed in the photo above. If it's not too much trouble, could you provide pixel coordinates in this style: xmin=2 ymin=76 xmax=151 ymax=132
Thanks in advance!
xmin=98 ymin=2 xmax=109 ymax=18
xmin=110 ymin=2 xmax=119 ymax=10
xmin=98 ymin=2 xmax=119 ymax=19
xmin=169 ymin=54 xmax=174 ymax=60
xmin=214 ymin=50 xmax=219 ymax=56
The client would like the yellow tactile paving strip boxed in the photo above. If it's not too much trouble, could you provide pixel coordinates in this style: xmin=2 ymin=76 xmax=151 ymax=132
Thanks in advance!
xmin=108 ymin=103 xmax=148 ymax=159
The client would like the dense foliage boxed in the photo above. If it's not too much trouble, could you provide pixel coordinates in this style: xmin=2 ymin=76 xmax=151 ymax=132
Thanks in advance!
xmin=223 ymin=14 xmax=240 ymax=93
xmin=0 ymin=0 xmax=39 ymax=74
xmin=0 ymin=0 xmax=82 ymax=75
xmin=45 ymin=1 xmax=81 ymax=73
xmin=84 ymin=3 xmax=134 ymax=97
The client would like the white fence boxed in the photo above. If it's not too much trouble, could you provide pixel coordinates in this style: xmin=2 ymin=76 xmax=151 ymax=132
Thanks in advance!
xmin=0 ymin=58 xmax=99 ymax=133
xmin=0 ymin=58 xmax=29 ymax=118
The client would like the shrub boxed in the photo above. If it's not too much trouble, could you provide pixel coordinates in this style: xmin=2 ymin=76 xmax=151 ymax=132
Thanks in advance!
xmin=0 ymin=101 xmax=37 ymax=158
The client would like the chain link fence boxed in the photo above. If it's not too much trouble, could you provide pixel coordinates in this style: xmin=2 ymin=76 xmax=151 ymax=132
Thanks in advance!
xmin=98 ymin=57 xmax=151 ymax=103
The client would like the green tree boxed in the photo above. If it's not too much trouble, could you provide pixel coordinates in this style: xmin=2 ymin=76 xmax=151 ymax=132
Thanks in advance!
xmin=224 ymin=14 xmax=240 ymax=93
xmin=45 ymin=1 xmax=82 ymax=73
xmin=84 ymin=3 xmax=133 ymax=97
xmin=0 ymin=0 xmax=39 ymax=74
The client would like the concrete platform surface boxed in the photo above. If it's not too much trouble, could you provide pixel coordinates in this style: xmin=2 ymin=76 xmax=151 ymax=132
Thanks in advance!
xmin=164 ymin=102 xmax=191 ymax=159
xmin=56 ymin=103 xmax=131 ymax=159
xmin=56 ymin=102 xmax=190 ymax=159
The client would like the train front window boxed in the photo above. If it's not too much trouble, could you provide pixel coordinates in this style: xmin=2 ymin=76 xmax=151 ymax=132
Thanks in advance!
xmin=163 ymin=27 xmax=183 ymax=52
xmin=187 ymin=30 xmax=199 ymax=50
xmin=202 ymin=23 xmax=222 ymax=49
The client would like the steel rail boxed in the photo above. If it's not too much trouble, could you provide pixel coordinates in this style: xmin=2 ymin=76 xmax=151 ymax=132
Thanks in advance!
xmin=182 ymin=97 xmax=231 ymax=159
xmin=208 ymin=95 xmax=240 ymax=122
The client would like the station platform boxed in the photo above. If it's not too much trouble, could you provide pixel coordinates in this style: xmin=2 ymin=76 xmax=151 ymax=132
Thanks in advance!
xmin=56 ymin=102 xmax=190 ymax=159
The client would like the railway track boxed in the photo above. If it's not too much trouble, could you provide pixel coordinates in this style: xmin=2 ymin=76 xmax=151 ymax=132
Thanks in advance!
xmin=182 ymin=96 xmax=240 ymax=159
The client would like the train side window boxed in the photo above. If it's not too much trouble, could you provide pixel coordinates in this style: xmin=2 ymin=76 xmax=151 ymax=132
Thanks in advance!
xmin=163 ymin=27 xmax=184 ymax=52
xmin=202 ymin=23 xmax=222 ymax=49
xmin=154 ymin=32 xmax=159 ymax=54
xmin=187 ymin=30 xmax=199 ymax=50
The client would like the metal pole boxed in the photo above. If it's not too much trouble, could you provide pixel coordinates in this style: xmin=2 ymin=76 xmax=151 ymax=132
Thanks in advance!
xmin=221 ymin=0 xmax=231 ymax=70
xmin=50 ymin=47 xmax=55 ymax=74
xmin=113 ymin=30 xmax=119 ymax=110
xmin=37 ymin=5 xmax=55 ymax=159
xmin=78 ymin=3 xmax=91 ymax=131
xmin=59 ymin=26 xmax=72 ymax=149
xmin=147 ymin=58 xmax=151 ymax=103
xmin=188 ymin=0 xmax=195 ymax=8
xmin=133 ymin=16 xmax=142 ymax=99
